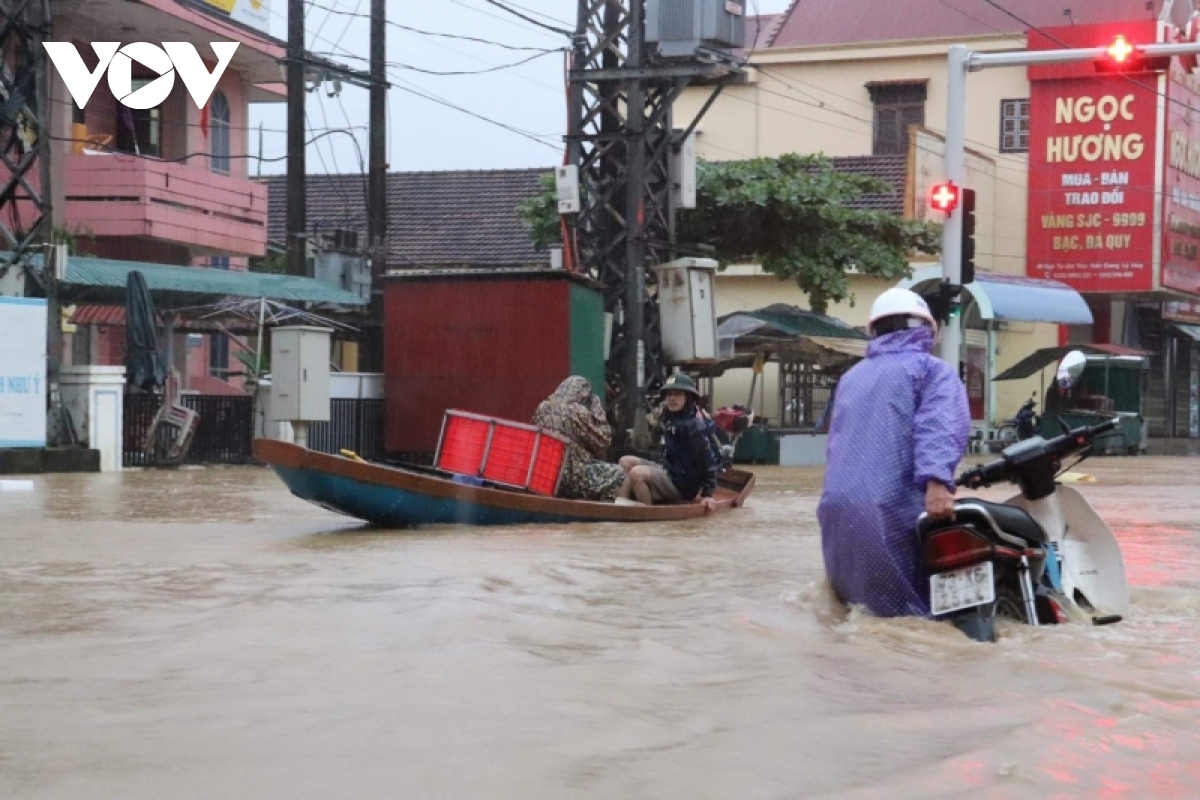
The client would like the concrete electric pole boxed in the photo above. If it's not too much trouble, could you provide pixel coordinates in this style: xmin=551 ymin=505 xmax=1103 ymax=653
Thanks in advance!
xmin=286 ymin=0 xmax=307 ymax=277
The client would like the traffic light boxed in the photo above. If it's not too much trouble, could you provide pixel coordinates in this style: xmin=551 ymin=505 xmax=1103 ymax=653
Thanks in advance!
xmin=919 ymin=280 xmax=962 ymax=325
xmin=1094 ymin=34 xmax=1171 ymax=73
xmin=960 ymin=187 xmax=976 ymax=285
xmin=929 ymin=181 xmax=959 ymax=214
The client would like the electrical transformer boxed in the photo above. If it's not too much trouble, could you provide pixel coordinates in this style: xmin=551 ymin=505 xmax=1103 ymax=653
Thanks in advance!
xmin=646 ymin=0 xmax=745 ymax=59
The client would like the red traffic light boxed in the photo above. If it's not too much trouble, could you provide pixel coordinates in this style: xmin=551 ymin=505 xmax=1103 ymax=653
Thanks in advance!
xmin=1094 ymin=34 xmax=1170 ymax=73
xmin=1107 ymin=35 xmax=1134 ymax=63
xmin=929 ymin=182 xmax=959 ymax=214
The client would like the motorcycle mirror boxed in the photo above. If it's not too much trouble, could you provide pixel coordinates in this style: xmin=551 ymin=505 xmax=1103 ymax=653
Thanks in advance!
xmin=1056 ymin=350 xmax=1087 ymax=390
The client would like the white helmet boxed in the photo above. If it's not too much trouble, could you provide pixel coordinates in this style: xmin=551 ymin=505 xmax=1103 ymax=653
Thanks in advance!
xmin=868 ymin=288 xmax=937 ymax=336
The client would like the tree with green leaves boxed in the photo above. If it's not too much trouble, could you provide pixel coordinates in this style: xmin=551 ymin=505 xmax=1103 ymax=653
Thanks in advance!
xmin=519 ymin=154 xmax=941 ymax=314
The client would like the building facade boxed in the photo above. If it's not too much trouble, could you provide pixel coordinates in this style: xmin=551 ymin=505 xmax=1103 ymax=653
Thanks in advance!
xmin=44 ymin=0 xmax=286 ymax=393
xmin=675 ymin=0 xmax=1200 ymax=437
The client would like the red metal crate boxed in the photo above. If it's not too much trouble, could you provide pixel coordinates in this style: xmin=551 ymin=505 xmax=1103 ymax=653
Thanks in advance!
xmin=528 ymin=435 xmax=567 ymax=496
xmin=435 ymin=410 xmax=567 ymax=496
xmin=436 ymin=413 xmax=491 ymax=476
xmin=482 ymin=424 xmax=539 ymax=486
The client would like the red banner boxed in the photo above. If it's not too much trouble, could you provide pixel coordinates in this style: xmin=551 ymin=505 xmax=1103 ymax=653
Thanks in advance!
xmin=1026 ymin=74 xmax=1159 ymax=292
xmin=1026 ymin=22 xmax=1160 ymax=293
xmin=1163 ymin=64 xmax=1200 ymax=295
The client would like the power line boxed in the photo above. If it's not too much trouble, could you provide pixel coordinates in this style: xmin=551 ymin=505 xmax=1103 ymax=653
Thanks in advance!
xmin=325 ymin=0 xmax=365 ymax=55
xmin=491 ymin=0 xmax=573 ymax=28
xmin=309 ymin=48 xmax=562 ymax=75
xmin=334 ymin=90 xmax=371 ymax=214
xmin=443 ymin=0 xmax=567 ymax=41
xmin=476 ymin=0 xmax=572 ymax=37
xmin=388 ymin=79 xmax=562 ymax=149
xmin=304 ymin=1 xmax=562 ymax=51
xmin=263 ymin=3 xmax=566 ymax=151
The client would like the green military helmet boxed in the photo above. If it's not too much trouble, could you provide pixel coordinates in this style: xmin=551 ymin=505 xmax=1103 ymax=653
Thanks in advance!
xmin=659 ymin=373 xmax=700 ymax=398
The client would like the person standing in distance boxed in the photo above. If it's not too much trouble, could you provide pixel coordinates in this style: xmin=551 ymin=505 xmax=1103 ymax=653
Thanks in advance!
xmin=818 ymin=288 xmax=971 ymax=617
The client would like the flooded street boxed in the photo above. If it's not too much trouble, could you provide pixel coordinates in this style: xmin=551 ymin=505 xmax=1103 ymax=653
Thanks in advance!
xmin=3 ymin=458 xmax=1199 ymax=799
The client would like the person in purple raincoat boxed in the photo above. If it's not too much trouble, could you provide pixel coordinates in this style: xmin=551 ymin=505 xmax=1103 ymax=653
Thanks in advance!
xmin=818 ymin=288 xmax=971 ymax=618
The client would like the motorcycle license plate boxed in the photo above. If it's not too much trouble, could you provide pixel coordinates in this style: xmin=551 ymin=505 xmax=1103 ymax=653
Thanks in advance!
xmin=930 ymin=562 xmax=995 ymax=616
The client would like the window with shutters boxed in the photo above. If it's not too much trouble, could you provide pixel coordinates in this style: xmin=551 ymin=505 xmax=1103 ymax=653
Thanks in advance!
xmin=866 ymin=81 xmax=927 ymax=156
xmin=1000 ymin=98 xmax=1030 ymax=153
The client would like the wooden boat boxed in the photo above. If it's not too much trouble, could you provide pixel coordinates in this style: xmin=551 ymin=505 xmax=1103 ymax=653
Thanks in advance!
xmin=254 ymin=439 xmax=756 ymax=527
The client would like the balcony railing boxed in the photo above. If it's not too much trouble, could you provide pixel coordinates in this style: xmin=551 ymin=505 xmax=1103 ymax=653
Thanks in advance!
xmin=64 ymin=154 xmax=268 ymax=257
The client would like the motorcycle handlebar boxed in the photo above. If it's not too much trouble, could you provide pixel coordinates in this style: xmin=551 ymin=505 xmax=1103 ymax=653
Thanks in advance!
xmin=956 ymin=417 xmax=1120 ymax=489
xmin=956 ymin=459 xmax=1007 ymax=489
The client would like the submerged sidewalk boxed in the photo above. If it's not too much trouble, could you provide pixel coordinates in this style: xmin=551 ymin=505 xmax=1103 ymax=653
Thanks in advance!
xmin=1146 ymin=438 xmax=1200 ymax=457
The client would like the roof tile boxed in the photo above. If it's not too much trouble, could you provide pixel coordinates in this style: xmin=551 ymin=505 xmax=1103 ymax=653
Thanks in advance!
xmin=262 ymin=168 xmax=553 ymax=269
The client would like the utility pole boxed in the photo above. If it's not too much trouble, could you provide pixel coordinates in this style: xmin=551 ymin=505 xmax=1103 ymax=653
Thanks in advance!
xmin=366 ymin=0 xmax=387 ymax=370
xmin=567 ymin=0 xmax=739 ymax=449
xmin=35 ymin=0 xmax=61 ymax=446
xmin=286 ymin=0 xmax=307 ymax=277
xmin=938 ymin=45 xmax=968 ymax=369
xmin=623 ymin=0 xmax=649 ymax=445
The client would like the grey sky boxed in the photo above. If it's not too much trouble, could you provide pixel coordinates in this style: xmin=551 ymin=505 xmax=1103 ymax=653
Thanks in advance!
xmin=249 ymin=0 xmax=791 ymax=175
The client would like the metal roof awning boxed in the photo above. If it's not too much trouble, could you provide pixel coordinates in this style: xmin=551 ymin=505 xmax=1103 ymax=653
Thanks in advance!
xmin=709 ymin=305 xmax=868 ymax=374
xmin=901 ymin=266 xmax=1094 ymax=325
xmin=993 ymin=344 xmax=1150 ymax=382
xmin=20 ymin=253 xmax=366 ymax=308
xmin=717 ymin=304 xmax=869 ymax=342
xmin=1170 ymin=322 xmax=1200 ymax=342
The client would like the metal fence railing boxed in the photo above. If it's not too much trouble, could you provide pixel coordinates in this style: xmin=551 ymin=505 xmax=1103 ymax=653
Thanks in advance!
xmin=308 ymin=399 xmax=385 ymax=462
xmin=125 ymin=395 xmax=384 ymax=466
xmin=123 ymin=394 xmax=254 ymax=466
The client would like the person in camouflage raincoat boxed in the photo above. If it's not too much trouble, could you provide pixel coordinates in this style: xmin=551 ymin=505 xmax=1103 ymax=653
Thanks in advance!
xmin=532 ymin=377 xmax=625 ymax=502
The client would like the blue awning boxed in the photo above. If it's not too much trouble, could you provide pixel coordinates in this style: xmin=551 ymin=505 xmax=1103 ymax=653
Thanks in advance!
xmin=970 ymin=273 xmax=1093 ymax=324
xmin=900 ymin=267 xmax=1093 ymax=325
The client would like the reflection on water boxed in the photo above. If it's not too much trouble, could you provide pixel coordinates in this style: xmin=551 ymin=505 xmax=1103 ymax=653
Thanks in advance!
xmin=1 ymin=459 xmax=1199 ymax=798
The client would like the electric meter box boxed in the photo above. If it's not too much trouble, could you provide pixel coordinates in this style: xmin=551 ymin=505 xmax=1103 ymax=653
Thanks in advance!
xmin=652 ymin=258 xmax=718 ymax=362
xmin=271 ymin=326 xmax=332 ymax=422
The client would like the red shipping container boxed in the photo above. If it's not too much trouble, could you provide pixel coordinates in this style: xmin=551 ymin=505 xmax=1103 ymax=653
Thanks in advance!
xmin=434 ymin=410 xmax=567 ymax=496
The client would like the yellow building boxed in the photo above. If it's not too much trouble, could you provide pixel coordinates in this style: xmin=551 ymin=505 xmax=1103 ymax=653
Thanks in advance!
xmin=675 ymin=0 xmax=1191 ymax=435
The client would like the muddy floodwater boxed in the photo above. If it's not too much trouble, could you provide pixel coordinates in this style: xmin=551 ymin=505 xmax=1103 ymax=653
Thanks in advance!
xmin=2 ymin=457 xmax=1199 ymax=798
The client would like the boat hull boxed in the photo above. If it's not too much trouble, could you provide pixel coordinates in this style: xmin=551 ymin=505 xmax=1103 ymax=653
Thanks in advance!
xmin=255 ymin=439 xmax=755 ymax=528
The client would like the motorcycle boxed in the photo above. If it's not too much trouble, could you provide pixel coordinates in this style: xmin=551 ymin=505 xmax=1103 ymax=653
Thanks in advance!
xmin=996 ymin=392 xmax=1040 ymax=443
xmin=917 ymin=351 xmax=1130 ymax=643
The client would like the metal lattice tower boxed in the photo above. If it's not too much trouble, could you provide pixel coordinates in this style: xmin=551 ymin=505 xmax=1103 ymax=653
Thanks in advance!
xmin=567 ymin=0 xmax=737 ymax=447
xmin=0 ymin=0 xmax=52 ymax=269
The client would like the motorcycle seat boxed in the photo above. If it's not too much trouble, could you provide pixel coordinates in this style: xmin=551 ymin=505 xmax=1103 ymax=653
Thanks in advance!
xmin=953 ymin=499 xmax=1048 ymax=544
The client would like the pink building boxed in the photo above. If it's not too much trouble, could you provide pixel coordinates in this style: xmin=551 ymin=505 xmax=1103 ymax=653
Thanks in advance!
xmin=47 ymin=0 xmax=286 ymax=394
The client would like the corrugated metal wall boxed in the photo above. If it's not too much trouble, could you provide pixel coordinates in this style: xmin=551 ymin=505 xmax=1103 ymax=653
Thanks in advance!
xmin=383 ymin=277 xmax=572 ymax=455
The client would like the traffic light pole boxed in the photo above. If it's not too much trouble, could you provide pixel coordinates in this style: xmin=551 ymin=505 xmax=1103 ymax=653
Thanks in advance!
xmin=937 ymin=38 xmax=1200 ymax=368
xmin=939 ymin=45 xmax=968 ymax=367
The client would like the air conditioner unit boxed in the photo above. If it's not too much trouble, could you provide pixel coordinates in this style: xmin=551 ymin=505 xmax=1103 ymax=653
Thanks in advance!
xmin=646 ymin=0 xmax=745 ymax=59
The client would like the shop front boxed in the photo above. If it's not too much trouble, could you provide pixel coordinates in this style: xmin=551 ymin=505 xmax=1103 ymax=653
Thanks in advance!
xmin=1026 ymin=21 xmax=1200 ymax=437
